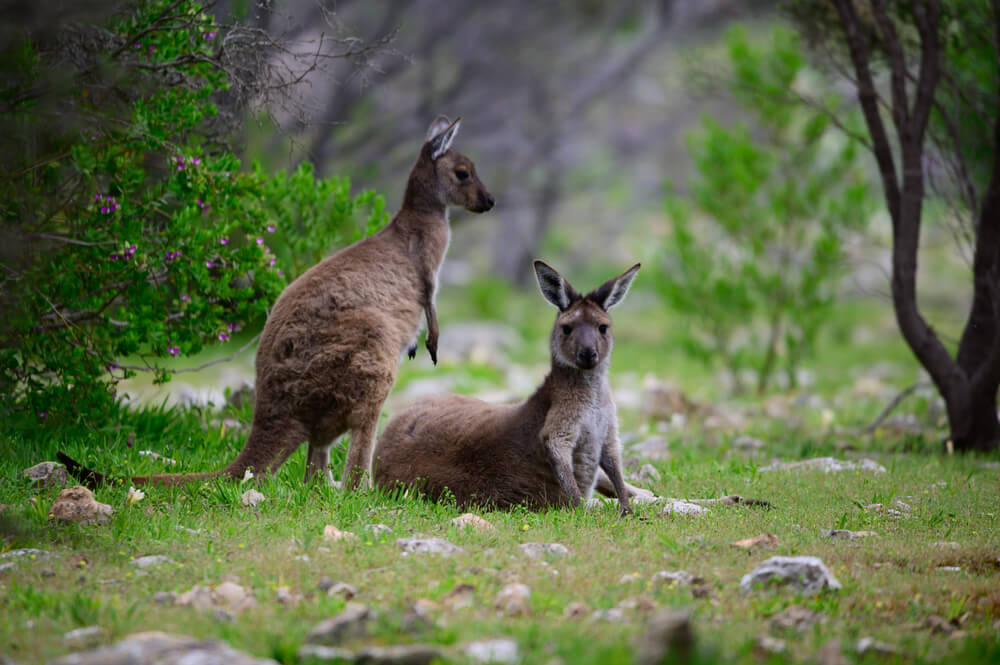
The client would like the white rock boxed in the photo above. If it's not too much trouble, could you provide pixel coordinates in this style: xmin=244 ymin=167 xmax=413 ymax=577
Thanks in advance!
xmin=397 ymin=537 xmax=463 ymax=556
xmin=24 ymin=461 xmax=67 ymax=489
xmin=739 ymin=556 xmax=841 ymax=595
xmin=364 ymin=523 xmax=392 ymax=537
xmin=465 ymin=638 xmax=521 ymax=664
xmin=659 ymin=500 xmax=708 ymax=516
xmin=49 ymin=486 xmax=113 ymax=525
xmin=495 ymin=583 xmax=531 ymax=616
xmin=759 ymin=457 xmax=886 ymax=473
xmin=63 ymin=626 xmax=105 ymax=649
xmin=130 ymin=555 xmax=172 ymax=569
xmin=323 ymin=525 xmax=358 ymax=542
xmin=451 ymin=513 xmax=496 ymax=531
xmin=518 ymin=542 xmax=569 ymax=558
xmin=240 ymin=489 xmax=265 ymax=508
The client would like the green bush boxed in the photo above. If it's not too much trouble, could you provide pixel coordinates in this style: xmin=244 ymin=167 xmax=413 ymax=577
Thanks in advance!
xmin=659 ymin=26 xmax=872 ymax=394
xmin=0 ymin=0 xmax=387 ymax=422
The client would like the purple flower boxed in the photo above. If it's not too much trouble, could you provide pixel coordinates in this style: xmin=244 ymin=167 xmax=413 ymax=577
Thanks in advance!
xmin=191 ymin=157 xmax=200 ymax=166
xmin=204 ymin=30 xmax=217 ymax=40
xmin=94 ymin=193 xmax=101 ymax=202
xmin=166 ymin=250 xmax=181 ymax=260
xmin=148 ymin=44 xmax=155 ymax=52
xmin=269 ymin=258 xmax=276 ymax=266
xmin=277 ymin=269 xmax=284 ymax=277
xmin=255 ymin=237 xmax=264 ymax=245
xmin=176 ymin=156 xmax=186 ymax=171
xmin=37 ymin=411 xmax=48 ymax=419
xmin=218 ymin=238 xmax=229 ymax=245
xmin=218 ymin=331 xmax=230 ymax=342
xmin=168 ymin=345 xmax=179 ymax=356
xmin=266 ymin=224 xmax=276 ymax=233
xmin=205 ymin=260 xmax=213 ymax=268
xmin=101 ymin=206 xmax=108 ymax=214
xmin=197 ymin=198 xmax=209 ymax=210
xmin=179 ymin=294 xmax=190 ymax=302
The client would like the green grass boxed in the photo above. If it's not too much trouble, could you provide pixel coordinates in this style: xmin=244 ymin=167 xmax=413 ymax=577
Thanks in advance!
xmin=1 ymin=395 xmax=998 ymax=664
xmin=2 ymin=282 xmax=998 ymax=664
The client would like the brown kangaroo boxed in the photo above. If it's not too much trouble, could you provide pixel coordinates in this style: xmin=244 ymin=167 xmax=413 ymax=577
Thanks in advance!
xmin=59 ymin=115 xmax=494 ymax=490
xmin=373 ymin=261 xmax=640 ymax=514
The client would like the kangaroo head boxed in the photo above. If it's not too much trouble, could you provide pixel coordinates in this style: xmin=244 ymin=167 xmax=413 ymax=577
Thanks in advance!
xmin=534 ymin=261 xmax=641 ymax=371
xmin=419 ymin=115 xmax=495 ymax=213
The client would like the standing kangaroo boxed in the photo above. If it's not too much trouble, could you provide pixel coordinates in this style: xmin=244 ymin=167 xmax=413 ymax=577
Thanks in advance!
xmin=374 ymin=261 xmax=640 ymax=514
xmin=59 ymin=116 xmax=494 ymax=490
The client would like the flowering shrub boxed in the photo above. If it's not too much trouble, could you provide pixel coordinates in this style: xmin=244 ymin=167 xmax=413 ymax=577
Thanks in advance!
xmin=0 ymin=0 xmax=387 ymax=421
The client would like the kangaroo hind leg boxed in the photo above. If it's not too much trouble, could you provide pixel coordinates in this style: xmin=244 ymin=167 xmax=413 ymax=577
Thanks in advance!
xmin=343 ymin=414 xmax=379 ymax=491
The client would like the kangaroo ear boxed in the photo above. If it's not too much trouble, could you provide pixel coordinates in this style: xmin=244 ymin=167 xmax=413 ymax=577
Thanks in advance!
xmin=427 ymin=116 xmax=461 ymax=160
xmin=533 ymin=260 xmax=579 ymax=311
xmin=589 ymin=263 xmax=641 ymax=311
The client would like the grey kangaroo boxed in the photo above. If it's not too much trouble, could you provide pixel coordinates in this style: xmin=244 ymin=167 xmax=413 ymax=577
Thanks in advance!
xmin=374 ymin=261 xmax=640 ymax=514
xmin=59 ymin=116 xmax=494 ymax=490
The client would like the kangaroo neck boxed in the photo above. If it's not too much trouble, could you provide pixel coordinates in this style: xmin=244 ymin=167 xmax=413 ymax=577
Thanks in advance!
xmin=401 ymin=163 xmax=447 ymax=218
xmin=536 ymin=361 xmax=607 ymax=405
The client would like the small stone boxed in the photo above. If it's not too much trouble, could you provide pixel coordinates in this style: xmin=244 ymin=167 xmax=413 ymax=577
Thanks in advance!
xmin=40 ymin=567 xmax=56 ymax=577
xmin=925 ymin=614 xmax=958 ymax=635
xmin=821 ymin=529 xmax=878 ymax=540
xmin=659 ymin=500 xmax=708 ymax=517
xmin=518 ymin=543 xmax=569 ymax=559
xmin=0 ymin=548 xmax=51 ymax=560
xmin=397 ymin=537 xmax=462 ymax=556
xmin=304 ymin=603 xmax=373 ymax=645
xmin=51 ymin=632 xmax=277 ymax=665
xmin=176 ymin=585 xmax=214 ymax=610
xmin=651 ymin=570 xmax=703 ymax=587
xmin=629 ymin=464 xmax=662 ymax=484
xmin=24 ymin=461 xmax=67 ymax=489
xmin=443 ymin=583 xmax=476 ymax=610
xmin=591 ymin=608 xmax=626 ymax=622
xmin=617 ymin=596 xmax=657 ymax=613
xmin=815 ymin=640 xmax=849 ymax=665
xmin=213 ymin=608 xmax=235 ymax=623
xmin=365 ymin=523 xmax=392 ymax=537
xmin=731 ymin=533 xmax=779 ymax=552
xmin=619 ymin=572 xmax=643 ymax=585
xmin=49 ymin=486 xmax=113 ymax=525
xmin=355 ymin=644 xmax=443 ymax=665
xmin=64 ymin=625 xmax=105 ymax=649
xmin=630 ymin=436 xmax=671 ymax=460
xmin=240 ymin=489 xmax=265 ymax=508
xmin=931 ymin=541 xmax=961 ymax=549
xmin=298 ymin=644 xmax=355 ymax=662
xmin=740 ymin=556 xmax=841 ymax=595
xmin=936 ymin=566 xmax=962 ymax=572
xmin=131 ymin=555 xmax=172 ymax=569
xmin=856 ymin=637 xmax=900 ymax=656
xmin=213 ymin=581 xmax=256 ymax=610
xmin=403 ymin=599 xmax=440 ymax=631
xmin=452 ymin=513 xmax=496 ymax=531
xmin=564 ymin=602 xmax=589 ymax=619
xmin=275 ymin=586 xmax=301 ymax=606
xmin=495 ymin=583 xmax=531 ymax=616
xmin=323 ymin=525 xmax=358 ymax=542
xmin=634 ymin=609 xmax=694 ymax=665
xmin=152 ymin=591 xmax=176 ymax=605
xmin=327 ymin=582 xmax=359 ymax=600
xmin=755 ymin=635 xmax=786 ymax=655
xmin=759 ymin=457 xmax=886 ymax=473
xmin=769 ymin=605 xmax=820 ymax=632
xmin=465 ymin=638 xmax=521 ymax=664
xmin=732 ymin=435 xmax=766 ymax=451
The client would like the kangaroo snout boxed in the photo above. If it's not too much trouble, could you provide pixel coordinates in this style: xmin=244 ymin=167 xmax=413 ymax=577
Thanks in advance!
xmin=576 ymin=348 xmax=599 ymax=369
xmin=470 ymin=191 xmax=495 ymax=213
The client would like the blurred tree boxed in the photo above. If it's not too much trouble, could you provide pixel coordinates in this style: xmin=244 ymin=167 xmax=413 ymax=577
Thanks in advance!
xmin=0 ymin=0 xmax=388 ymax=422
xmin=790 ymin=0 xmax=1000 ymax=452
xmin=253 ymin=0 xmax=764 ymax=283
xmin=659 ymin=26 xmax=871 ymax=394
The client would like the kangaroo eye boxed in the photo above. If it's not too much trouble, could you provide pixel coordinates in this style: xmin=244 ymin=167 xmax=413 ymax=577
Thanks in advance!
xmin=455 ymin=169 xmax=469 ymax=181
xmin=561 ymin=324 xmax=572 ymax=335
xmin=599 ymin=324 xmax=608 ymax=335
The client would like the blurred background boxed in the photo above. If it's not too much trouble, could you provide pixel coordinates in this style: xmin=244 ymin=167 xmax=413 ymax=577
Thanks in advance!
xmin=5 ymin=0 xmax=989 ymax=455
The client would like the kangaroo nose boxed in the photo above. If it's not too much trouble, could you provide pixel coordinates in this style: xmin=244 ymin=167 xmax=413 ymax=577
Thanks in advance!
xmin=484 ymin=193 xmax=495 ymax=210
xmin=577 ymin=349 xmax=598 ymax=366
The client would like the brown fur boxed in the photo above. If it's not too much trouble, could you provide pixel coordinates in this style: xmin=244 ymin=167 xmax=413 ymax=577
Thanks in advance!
xmin=374 ymin=261 xmax=640 ymax=514
xmin=61 ymin=116 xmax=493 ymax=491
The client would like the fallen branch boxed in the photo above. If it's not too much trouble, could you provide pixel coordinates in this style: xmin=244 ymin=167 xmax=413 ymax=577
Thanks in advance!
xmin=859 ymin=381 xmax=931 ymax=434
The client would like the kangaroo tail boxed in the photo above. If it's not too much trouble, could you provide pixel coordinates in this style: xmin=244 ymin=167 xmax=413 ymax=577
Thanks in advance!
xmin=57 ymin=451 xmax=225 ymax=489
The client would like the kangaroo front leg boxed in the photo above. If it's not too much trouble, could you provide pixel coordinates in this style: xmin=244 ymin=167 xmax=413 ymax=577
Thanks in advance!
xmin=599 ymin=435 xmax=633 ymax=516
xmin=541 ymin=419 xmax=583 ymax=507
xmin=421 ymin=273 xmax=439 ymax=365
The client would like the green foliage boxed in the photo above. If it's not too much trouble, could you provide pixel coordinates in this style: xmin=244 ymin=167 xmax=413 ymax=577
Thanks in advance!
xmin=658 ymin=26 xmax=872 ymax=393
xmin=0 ymin=0 xmax=387 ymax=422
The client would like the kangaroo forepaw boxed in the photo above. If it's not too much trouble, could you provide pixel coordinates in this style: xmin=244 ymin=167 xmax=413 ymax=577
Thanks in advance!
xmin=426 ymin=339 xmax=438 ymax=365
xmin=407 ymin=340 xmax=418 ymax=359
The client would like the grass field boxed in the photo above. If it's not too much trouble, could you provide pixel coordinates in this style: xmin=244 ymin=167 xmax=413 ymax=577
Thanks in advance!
xmin=2 ymin=288 xmax=999 ymax=664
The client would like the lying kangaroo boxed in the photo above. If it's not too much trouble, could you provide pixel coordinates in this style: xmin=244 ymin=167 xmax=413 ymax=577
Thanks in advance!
xmin=59 ymin=116 xmax=494 ymax=490
xmin=374 ymin=261 xmax=640 ymax=514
